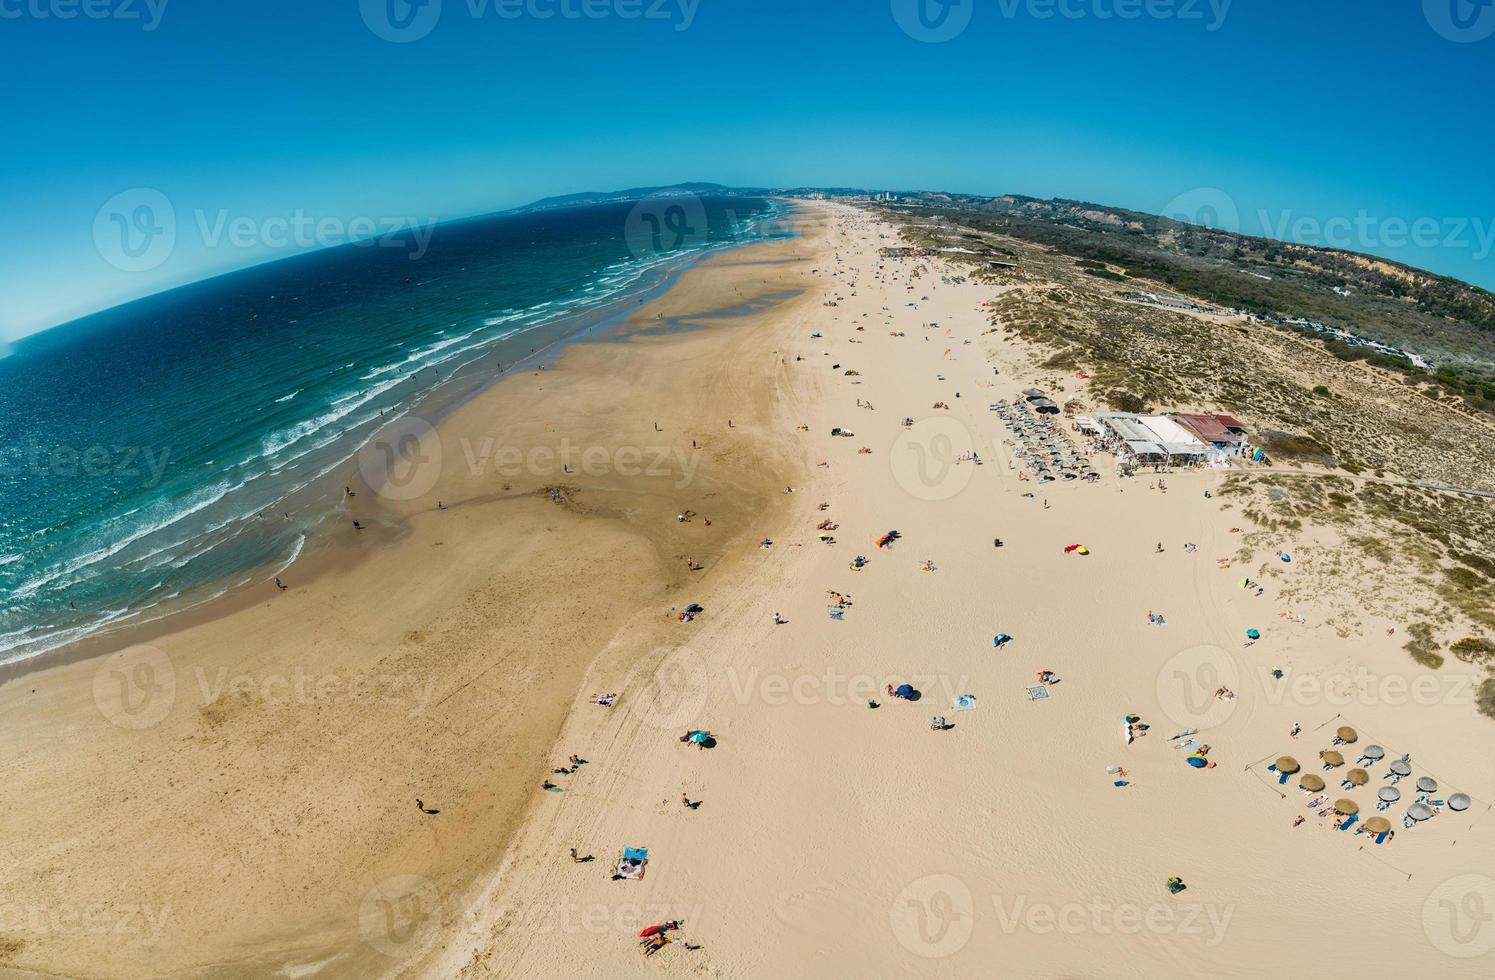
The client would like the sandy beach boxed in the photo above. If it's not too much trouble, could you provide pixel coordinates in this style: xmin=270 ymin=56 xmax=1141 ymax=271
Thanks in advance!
xmin=2 ymin=203 xmax=1492 ymax=979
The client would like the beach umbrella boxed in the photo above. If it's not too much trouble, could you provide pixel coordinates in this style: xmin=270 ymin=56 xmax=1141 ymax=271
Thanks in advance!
xmin=1276 ymin=756 xmax=1301 ymax=775
xmin=1364 ymin=817 xmax=1392 ymax=835
xmin=1407 ymin=803 xmax=1435 ymax=822
xmin=1319 ymin=750 xmax=1344 ymax=767
xmin=1245 ymin=628 xmax=1261 ymax=640
xmin=1416 ymin=776 xmax=1438 ymax=793
xmin=687 ymin=730 xmax=709 ymax=744
xmin=1334 ymin=799 xmax=1359 ymax=815
xmin=1299 ymin=774 xmax=1326 ymax=792
xmin=1448 ymin=793 xmax=1471 ymax=812
xmin=1389 ymin=760 xmax=1412 ymax=776
xmin=1378 ymin=786 xmax=1401 ymax=803
xmin=1336 ymin=726 xmax=1358 ymax=743
xmin=1345 ymin=768 xmax=1369 ymax=786
xmin=1362 ymin=745 xmax=1386 ymax=761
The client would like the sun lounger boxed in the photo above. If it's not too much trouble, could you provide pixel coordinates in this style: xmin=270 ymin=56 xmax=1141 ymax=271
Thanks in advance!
xmin=1338 ymin=813 xmax=1359 ymax=831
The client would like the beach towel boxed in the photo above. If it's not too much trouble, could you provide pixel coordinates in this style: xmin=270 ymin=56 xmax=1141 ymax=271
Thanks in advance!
xmin=953 ymin=694 xmax=977 ymax=710
xmin=1026 ymin=686 xmax=1049 ymax=701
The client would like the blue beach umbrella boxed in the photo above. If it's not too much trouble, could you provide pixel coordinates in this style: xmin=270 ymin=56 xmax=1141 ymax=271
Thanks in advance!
xmin=1245 ymin=628 xmax=1261 ymax=640
xmin=896 ymin=683 xmax=915 ymax=698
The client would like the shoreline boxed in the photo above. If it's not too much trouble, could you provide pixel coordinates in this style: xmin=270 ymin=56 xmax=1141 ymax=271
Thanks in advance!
xmin=0 ymin=215 xmax=794 ymax=686
xmin=0 ymin=207 xmax=832 ymax=978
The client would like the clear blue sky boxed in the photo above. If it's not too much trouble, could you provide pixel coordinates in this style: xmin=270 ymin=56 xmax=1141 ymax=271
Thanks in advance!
xmin=3 ymin=0 xmax=1493 ymax=341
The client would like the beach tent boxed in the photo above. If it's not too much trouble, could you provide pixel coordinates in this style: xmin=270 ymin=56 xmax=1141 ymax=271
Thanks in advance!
xmin=1300 ymin=775 xmax=1326 ymax=792
xmin=1378 ymin=786 xmax=1401 ymax=803
xmin=685 ymin=603 xmax=704 ymax=614
xmin=1449 ymin=793 xmax=1472 ymax=812
xmin=1186 ymin=754 xmax=1208 ymax=768
xmin=1333 ymin=799 xmax=1359 ymax=815
xmin=1416 ymin=776 xmax=1438 ymax=793
xmin=1245 ymin=628 xmax=1261 ymax=640
xmin=1345 ymin=768 xmax=1369 ymax=786
xmin=1320 ymin=750 xmax=1345 ymax=767
xmin=1276 ymin=756 xmax=1301 ymax=775
xmin=1336 ymin=726 xmax=1358 ymax=743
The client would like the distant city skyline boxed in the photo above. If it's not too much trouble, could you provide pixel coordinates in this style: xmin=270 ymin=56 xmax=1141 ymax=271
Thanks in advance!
xmin=4 ymin=0 xmax=1493 ymax=341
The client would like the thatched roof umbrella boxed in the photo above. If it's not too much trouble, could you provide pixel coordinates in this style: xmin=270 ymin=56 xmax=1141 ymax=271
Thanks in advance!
xmin=1406 ymin=803 xmax=1435 ymax=822
xmin=1389 ymin=760 xmax=1412 ymax=776
xmin=1416 ymin=776 xmax=1439 ymax=793
xmin=1334 ymin=799 xmax=1359 ymax=815
xmin=1364 ymin=816 xmax=1392 ymax=835
xmin=1345 ymin=768 xmax=1369 ymax=786
xmin=1319 ymin=750 xmax=1345 ymax=767
xmin=1299 ymin=774 xmax=1326 ymax=792
xmin=1449 ymin=793 xmax=1471 ymax=812
xmin=1361 ymin=745 xmax=1385 ymax=761
xmin=1378 ymin=786 xmax=1401 ymax=803
xmin=1276 ymin=756 xmax=1301 ymax=775
xmin=1336 ymin=726 xmax=1358 ymax=744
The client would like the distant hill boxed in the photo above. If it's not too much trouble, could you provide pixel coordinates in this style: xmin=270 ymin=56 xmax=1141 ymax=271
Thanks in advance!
xmin=513 ymin=182 xmax=757 ymax=213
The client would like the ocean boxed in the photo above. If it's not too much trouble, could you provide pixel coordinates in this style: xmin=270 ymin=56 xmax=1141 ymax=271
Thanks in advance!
xmin=0 ymin=195 xmax=789 ymax=665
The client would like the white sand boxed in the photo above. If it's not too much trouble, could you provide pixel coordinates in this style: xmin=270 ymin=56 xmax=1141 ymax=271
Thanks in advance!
xmin=416 ymin=204 xmax=1495 ymax=978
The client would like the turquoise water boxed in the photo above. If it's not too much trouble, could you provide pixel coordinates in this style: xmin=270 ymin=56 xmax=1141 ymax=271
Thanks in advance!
xmin=0 ymin=196 xmax=787 ymax=663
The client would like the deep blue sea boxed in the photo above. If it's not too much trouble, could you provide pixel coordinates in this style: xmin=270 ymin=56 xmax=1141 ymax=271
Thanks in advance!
xmin=0 ymin=195 xmax=787 ymax=664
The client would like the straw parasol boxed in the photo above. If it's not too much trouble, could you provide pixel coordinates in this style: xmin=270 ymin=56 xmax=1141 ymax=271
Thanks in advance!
xmin=1334 ymin=799 xmax=1359 ymax=815
xmin=1416 ymin=776 xmax=1438 ymax=793
xmin=1276 ymin=756 xmax=1301 ymax=775
xmin=1336 ymin=726 xmax=1358 ymax=744
xmin=1407 ymin=803 xmax=1435 ymax=822
xmin=1320 ymin=750 xmax=1345 ymax=767
xmin=1389 ymin=760 xmax=1412 ymax=776
xmin=1378 ymin=786 xmax=1401 ymax=803
xmin=1362 ymin=744 xmax=1385 ymax=761
xmin=1449 ymin=793 xmax=1471 ymax=812
xmin=1345 ymin=768 xmax=1369 ymax=786
xmin=1364 ymin=816 xmax=1392 ymax=834
xmin=1299 ymin=774 xmax=1326 ymax=792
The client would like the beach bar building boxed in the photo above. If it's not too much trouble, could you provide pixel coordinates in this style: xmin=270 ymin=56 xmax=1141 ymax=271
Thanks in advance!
xmin=1174 ymin=413 xmax=1249 ymax=455
xmin=1094 ymin=412 xmax=1214 ymax=465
